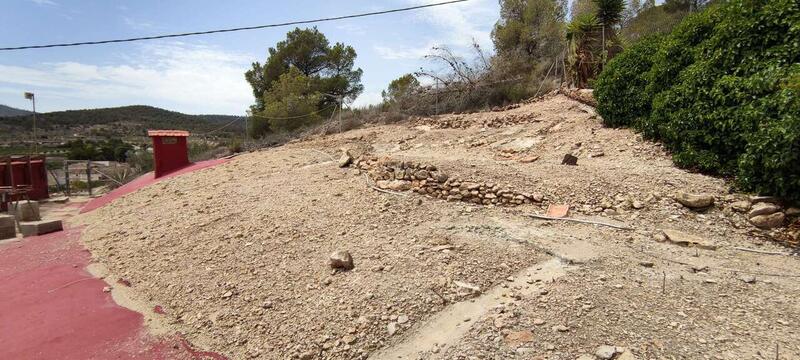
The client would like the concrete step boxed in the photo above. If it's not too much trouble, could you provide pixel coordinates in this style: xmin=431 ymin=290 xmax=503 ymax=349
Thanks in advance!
xmin=0 ymin=226 xmax=15 ymax=240
xmin=0 ymin=215 xmax=16 ymax=240
xmin=19 ymin=220 xmax=63 ymax=237
xmin=0 ymin=214 xmax=14 ymax=227
xmin=12 ymin=201 xmax=41 ymax=222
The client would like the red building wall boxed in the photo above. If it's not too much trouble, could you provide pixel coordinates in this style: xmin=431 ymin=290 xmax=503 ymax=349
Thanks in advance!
xmin=0 ymin=156 xmax=49 ymax=211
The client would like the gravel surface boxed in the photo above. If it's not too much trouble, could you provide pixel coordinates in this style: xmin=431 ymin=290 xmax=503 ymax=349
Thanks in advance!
xmin=77 ymin=94 xmax=800 ymax=359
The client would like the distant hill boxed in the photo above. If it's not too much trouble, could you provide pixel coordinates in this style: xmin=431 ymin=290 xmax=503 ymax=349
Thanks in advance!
xmin=0 ymin=105 xmax=245 ymax=140
xmin=0 ymin=104 xmax=32 ymax=117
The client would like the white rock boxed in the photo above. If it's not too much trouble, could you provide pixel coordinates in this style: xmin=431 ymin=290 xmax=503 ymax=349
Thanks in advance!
xmin=387 ymin=322 xmax=398 ymax=336
xmin=595 ymin=345 xmax=617 ymax=359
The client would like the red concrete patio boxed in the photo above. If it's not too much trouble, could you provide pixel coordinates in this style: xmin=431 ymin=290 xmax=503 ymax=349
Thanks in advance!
xmin=0 ymin=158 xmax=230 ymax=359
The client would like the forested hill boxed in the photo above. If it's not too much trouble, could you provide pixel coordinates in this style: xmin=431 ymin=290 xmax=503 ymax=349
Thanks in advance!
xmin=0 ymin=104 xmax=32 ymax=117
xmin=0 ymin=105 xmax=244 ymax=138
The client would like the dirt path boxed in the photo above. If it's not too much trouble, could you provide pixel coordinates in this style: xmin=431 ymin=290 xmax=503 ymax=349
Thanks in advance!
xmin=372 ymin=258 xmax=571 ymax=359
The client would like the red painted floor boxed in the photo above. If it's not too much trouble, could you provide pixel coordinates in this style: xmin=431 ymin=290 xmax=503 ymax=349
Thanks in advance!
xmin=0 ymin=159 xmax=230 ymax=359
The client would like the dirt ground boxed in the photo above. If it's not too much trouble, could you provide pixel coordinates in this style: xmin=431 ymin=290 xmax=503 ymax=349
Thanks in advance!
xmin=76 ymin=94 xmax=800 ymax=359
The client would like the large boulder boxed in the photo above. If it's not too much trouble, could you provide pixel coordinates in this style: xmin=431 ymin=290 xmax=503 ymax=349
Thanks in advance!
xmin=749 ymin=212 xmax=785 ymax=229
xmin=730 ymin=200 xmax=752 ymax=213
xmin=747 ymin=202 xmax=781 ymax=218
xmin=675 ymin=192 xmax=714 ymax=209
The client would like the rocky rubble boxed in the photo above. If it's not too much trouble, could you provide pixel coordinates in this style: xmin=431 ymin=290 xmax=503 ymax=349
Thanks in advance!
xmin=414 ymin=112 xmax=541 ymax=129
xmin=559 ymin=87 xmax=597 ymax=107
xmin=75 ymin=93 xmax=800 ymax=360
xmin=353 ymin=156 xmax=544 ymax=206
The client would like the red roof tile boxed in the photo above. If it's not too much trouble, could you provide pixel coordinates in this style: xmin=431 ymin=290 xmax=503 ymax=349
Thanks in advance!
xmin=147 ymin=130 xmax=190 ymax=137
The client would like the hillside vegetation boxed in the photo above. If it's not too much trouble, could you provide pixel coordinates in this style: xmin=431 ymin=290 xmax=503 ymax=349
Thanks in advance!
xmin=595 ymin=0 xmax=800 ymax=201
xmin=0 ymin=104 xmax=32 ymax=117
xmin=0 ymin=105 xmax=244 ymax=139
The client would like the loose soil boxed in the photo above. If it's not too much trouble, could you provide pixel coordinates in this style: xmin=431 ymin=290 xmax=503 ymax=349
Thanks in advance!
xmin=76 ymin=94 xmax=800 ymax=359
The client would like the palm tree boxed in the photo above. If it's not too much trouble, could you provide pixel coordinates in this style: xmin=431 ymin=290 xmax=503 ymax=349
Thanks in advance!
xmin=566 ymin=0 xmax=625 ymax=87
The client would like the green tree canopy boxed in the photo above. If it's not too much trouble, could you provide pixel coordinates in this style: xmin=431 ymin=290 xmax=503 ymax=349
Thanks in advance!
xmin=594 ymin=0 xmax=625 ymax=26
xmin=382 ymin=74 xmax=420 ymax=106
xmin=492 ymin=0 xmax=566 ymax=64
xmin=571 ymin=0 xmax=598 ymax=19
xmin=244 ymin=27 xmax=363 ymax=135
xmin=245 ymin=27 xmax=363 ymax=111
xmin=251 ymin=67 xmax=323 ymax=134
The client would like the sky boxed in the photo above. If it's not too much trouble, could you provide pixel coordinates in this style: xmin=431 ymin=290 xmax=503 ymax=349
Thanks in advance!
xmin=0 ymin=0 xmax=500 ymax=115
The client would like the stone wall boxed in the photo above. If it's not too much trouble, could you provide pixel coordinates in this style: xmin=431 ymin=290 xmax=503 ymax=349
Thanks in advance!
xmin=354 ymin=156 xmax=543 ymax=207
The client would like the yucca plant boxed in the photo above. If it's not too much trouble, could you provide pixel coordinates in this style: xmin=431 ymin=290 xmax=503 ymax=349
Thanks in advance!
xmin=594 ymin=0 xmax=625 ymax=26
xmin=567 ymin=14 xmax=603 ymax=87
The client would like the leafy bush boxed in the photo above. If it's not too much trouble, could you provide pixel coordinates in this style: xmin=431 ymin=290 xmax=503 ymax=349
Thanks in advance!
xmin=594 ymin=0 xmax=800 ymax=200
xmin=227 ymin=139 xmax=243 ymax=154
xmin=594 ymin=34 xmax=664 ymax=127
xmin=126 ymin=148 xmax=154 ymax=173
xmin=64 ymin=138 xmax=134 ymax=162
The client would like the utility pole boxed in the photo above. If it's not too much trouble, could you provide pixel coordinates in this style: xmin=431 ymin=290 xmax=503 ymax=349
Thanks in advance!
xmin=24 ymin=92 xmax=37 ymax=154
xmin=244 ymin=110 xmax=249 ymax=145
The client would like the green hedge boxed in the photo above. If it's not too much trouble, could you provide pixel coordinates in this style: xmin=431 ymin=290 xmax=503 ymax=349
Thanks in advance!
xmin=594 ymin=34 xmax=664 ymax=127
xmin=595 ymin=0 xmax=800 ymax=201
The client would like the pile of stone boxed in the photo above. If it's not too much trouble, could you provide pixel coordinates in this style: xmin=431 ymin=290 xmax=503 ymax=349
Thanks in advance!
xmin=491 ymin=103 xmax=521 ymax=112
xmin=728 ymin=197 xmax=796 ymax=230
xmin=559 ymin=87 xmax=597 ymax=107
xmin=414 ymin=112 xmax=541 ymax=130
xmin=676 ymin=191 xmax=797 ymax=231
xmin=775 ymin=219 xmax=800 ymax=248
xmin=354 ymin=156 xmax=543 ymax=206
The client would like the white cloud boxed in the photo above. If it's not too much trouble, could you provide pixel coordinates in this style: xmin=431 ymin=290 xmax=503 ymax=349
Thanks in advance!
xmin=0 ymin=43 xmax=254 ymax=114
xmin=336 ymin=23 xmax=366 ymax=36
xmin=30 ymin=0 xmax=58 ymax=6
xmin=123 ymin=17 xmax=156 ymax=31
xmin=352 ymin=90 xmax=383 ymax=108
xmin=411 ymin=0 xmax=497 ymax=49
xmin=375 ymin=0 xmax=498 ymax=60
xmin=374 ymin=43 xmax=434 ymax=60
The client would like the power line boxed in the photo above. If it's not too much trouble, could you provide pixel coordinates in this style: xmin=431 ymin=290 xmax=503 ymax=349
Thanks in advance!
xmin=195 ymin=117 xmax=243 ymax=136
xmin=0 ymin=0 xmax=468 ymax=51
xmin=249 ymin=104 xmax=337 ymax=120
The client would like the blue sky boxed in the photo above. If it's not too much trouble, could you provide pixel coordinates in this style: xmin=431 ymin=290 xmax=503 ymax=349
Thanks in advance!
xmin=0 ymin=0 xmax=500 ymax=115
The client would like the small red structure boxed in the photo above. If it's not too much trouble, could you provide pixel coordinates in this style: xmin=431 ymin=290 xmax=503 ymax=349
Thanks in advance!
xmin=147 ymin=130 xmax=191 ymax=178
xmin=0 ymin=155 xmax=49 ymax=211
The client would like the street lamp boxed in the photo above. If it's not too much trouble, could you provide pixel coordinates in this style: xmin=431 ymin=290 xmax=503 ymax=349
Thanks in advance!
xmin=23 ymin=92 xmax=37 ymax=154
